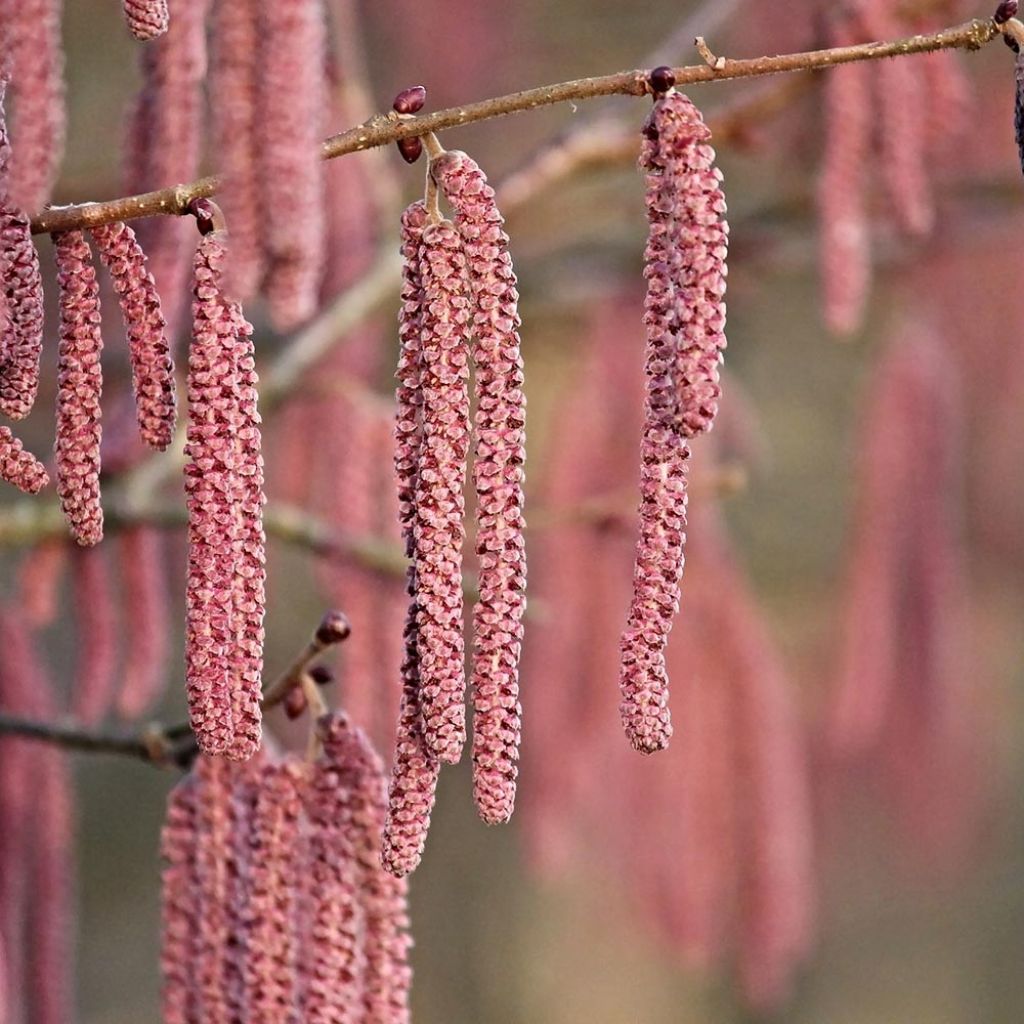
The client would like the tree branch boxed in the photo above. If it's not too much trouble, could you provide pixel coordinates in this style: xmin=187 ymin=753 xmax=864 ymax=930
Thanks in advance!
xmin=29 ymin=16 xmax=1001 ymax=236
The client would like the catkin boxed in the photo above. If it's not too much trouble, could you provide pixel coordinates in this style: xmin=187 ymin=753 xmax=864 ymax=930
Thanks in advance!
xmin=432 ymin=149 xmax=527 ymax=823
xmin=122 ymin=0 xmax=170 ymax=41
xmin=0 ymin=425 xmax=48 ymax=493
xmin=91 ymin=220 xmax=176 ymax=449
xmin=54 ymin=230 xmax=105 ymax=547
xmin=184 ymin=228 xmax=265 ymax=759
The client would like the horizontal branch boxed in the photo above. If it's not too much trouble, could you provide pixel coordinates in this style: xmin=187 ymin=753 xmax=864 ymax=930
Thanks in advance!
xmin=30 ymin=16 xmax=1001 ymax=236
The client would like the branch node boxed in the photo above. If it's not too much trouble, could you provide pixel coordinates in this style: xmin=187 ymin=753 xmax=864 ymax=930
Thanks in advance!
xmin=695 ymin=36 xmax=726 ymax=70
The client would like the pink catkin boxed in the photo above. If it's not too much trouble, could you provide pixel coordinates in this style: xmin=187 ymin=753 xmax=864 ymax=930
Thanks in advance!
xmin=382 ymin=201 xmax=441 ymax=877
xmin=91 ymin=220 xmax=176 ymax=449
xmin=70 ymin=545 xmax=119 ymax=725
xmin=256 ymin=0 xmax=327 ymax=328
xmin=191 ymin=756 xmax=245 ymax=1024
xmin=412 ymin=218 xmax=471 ymax=765
xmin=209 ymin=0 xmax=263 ymax=301
xmin=433 ymin=150 xmax=527 ymax=823
xmin=5 ymin=0 xmax=64 ymax=214
xmin=184 ymin=229 xmax=265 ymax=759
xmin=240 ymin=761 xmax=306 ymax=1024
xmin=0 ymin=78 xmax=45 ymax=420
xmin=650 ymin=91 xmax=729 ymax=438
xmin=304 ymin=715 xmax=367 ymax=1024
xmin=0 ymin=425 xmax=48 ymax=493
xmin=54 ymin=230 xmax=105 ymax=547
xmin=122 ymin=0 xmax=170 ymax=40
xmin=127 ymin=0 xmax=212 ymax=340
xmin=868 ymin=11 xmax=934 ymax=236
xmin=617 ymin=102 xmax=692 ymax=754
xmin=117 ymin=526 xmax=171 ymax=719
xmin=321 ymin=715 xmax=413 ymax=1023
xmin=160 ymin=777 xmax=198 ymax=1024
xmin=817 ymin=31 xmax=872 ymax=335
xmin=19 ymin=541 xmax=67 ymax=627
xmin=25 ymin=749 xmax=75 ymax=1024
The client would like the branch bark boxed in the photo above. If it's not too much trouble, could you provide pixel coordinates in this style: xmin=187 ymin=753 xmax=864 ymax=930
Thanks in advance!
xmin=30 ymin=17 xmax=1001 ymax=236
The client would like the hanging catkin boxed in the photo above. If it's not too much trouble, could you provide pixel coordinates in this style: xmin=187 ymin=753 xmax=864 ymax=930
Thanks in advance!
xmin=54 ymin=230 xmax=105 ymax=547
xmin=122 ymin=0 xmax=170 ymax=41
xmin=432 ymin=149 xmax=527 ymax=823
xmin=184 ymin=217 xmax=265 ymax=760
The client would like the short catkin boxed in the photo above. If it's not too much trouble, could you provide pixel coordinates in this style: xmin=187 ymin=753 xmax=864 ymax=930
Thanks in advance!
xmin=0 ymin=426 xmax=48 ymax=494
xmin=54 ymin=230 xmax=105 ymax=547
xmin=431 ymin=149 xmax=527 ymax=824
xmin=91 ymin=220 xmax=176 ymax=449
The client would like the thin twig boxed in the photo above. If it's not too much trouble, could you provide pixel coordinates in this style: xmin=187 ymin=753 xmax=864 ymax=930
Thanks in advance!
xmin=29 ymin=17 xmax=1001 ymax=236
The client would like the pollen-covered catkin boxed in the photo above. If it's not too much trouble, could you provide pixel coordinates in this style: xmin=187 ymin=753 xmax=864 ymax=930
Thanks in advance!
xmin=431 ymin=149 xmax=527 ymax=823
xmin=91 ymin=220 xmax=176 ymax=449
xmin=0 ymin=426 xmax=48 ymax=493
xmin=412 ymin=218 xmax=471 ymax=765
xmin=160 ymin=778 xmax=197 ymax=1024
xmin=184 ymin=227 xmax=265 ymax=760
xmin=122 ymin=0 xmax=170 ymax=41
xmin=54 ymin=230 xmax=105 ymax=547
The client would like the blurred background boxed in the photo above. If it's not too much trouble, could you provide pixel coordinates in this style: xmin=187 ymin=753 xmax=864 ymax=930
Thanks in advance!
xmin=2 ymin=0 xmax=1023 ymax=1020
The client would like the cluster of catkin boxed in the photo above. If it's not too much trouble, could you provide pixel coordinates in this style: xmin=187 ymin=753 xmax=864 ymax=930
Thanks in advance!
xmin=127 ymin=0 xmax=330 ymax=333
xmin=0 ymin=80 xmax=177 ymax=533
xmin=618 ymin=69 xmax=729 ymax=754
xmin=816 ymin=0 xmax=973 ymax=333
xmin=524 ymin=301 xmax=814 ymax=1009
xmin=182 ymin=207 xmax=267 ymax=761
xmin=160 ymin=713 xmax=412 ymax=1023
xmin=383 ymin=146 xmax=526 ymax=875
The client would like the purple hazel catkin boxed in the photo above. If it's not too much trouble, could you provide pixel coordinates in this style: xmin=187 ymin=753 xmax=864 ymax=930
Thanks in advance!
xmin=412 ymin=218 xmax=472 ymax=765
xmin=91 ymin=220 xmax=177 ymax=449
xmin=431 ymin=149 xmax=527 ymax=824
xmin=54 ymin=230 xmax=105 ymax=547
xmin=0 ymin=425 xmax=48 ymax=493
xmin=70 ymin=545 xmax=119 ymax=726
xmin=122 ymin=0 xmax=170 ymax=40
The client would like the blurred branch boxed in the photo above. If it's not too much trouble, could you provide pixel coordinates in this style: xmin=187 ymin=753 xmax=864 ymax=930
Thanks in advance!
xmin=30 ymin=16 xmax=1001 ymax=235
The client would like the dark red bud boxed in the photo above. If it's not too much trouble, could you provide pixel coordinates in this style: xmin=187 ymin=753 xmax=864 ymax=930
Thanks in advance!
xmin=397 ymin=137 xmax=424 ymax=164
xmin=648 ymin=66 xmax=676 ymax=94
xmin=283 ymin=686 xmax=307 ymax=719
xmin=308 ymin=664 xmax=334 ymax=686
xmin=995 ymin=0 xmax=1018 ymax=23
xmin=393 ymin=85 xmax=427 ymax=114
xmin=188 ymin=197 xmax=218 ymax=234
xmin=315 ymin=610 xmax=352 ymax=646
